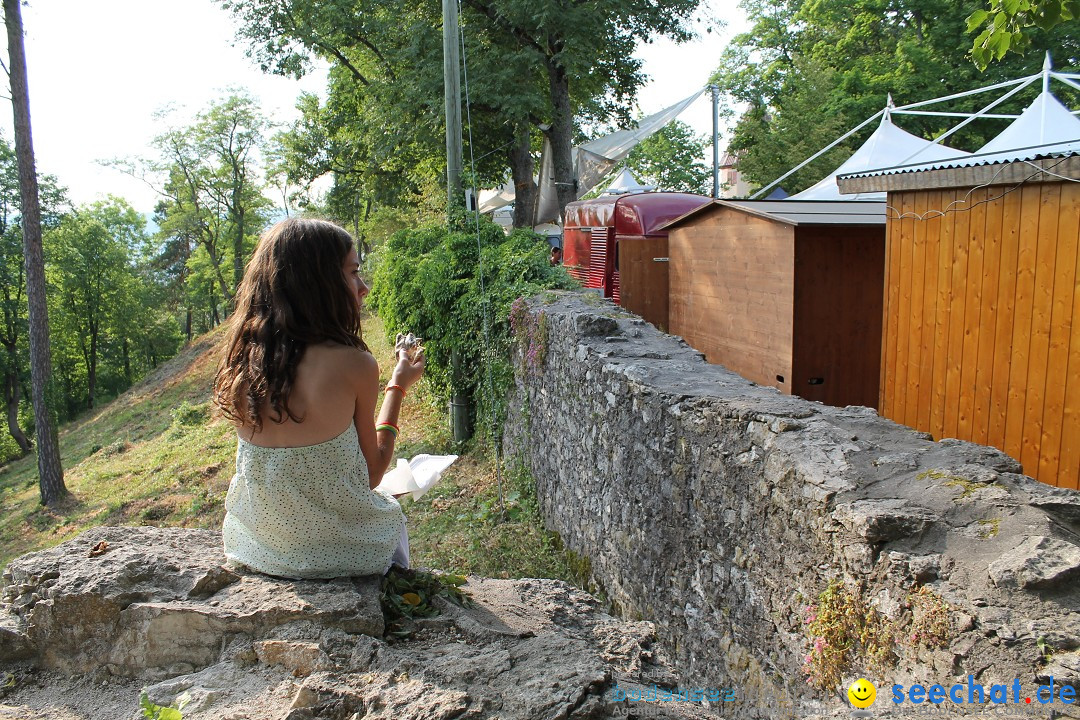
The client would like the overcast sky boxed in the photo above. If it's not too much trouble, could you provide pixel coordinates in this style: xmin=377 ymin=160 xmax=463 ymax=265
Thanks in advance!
xmin=0 ymin=0 xmax=747 ymax=213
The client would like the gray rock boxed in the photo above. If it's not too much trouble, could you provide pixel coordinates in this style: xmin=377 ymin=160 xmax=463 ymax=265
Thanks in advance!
xmin=832 ymin=499 xmax=938 ymax=542
xmin=988 ymin=535 xmax=1080 ymax=589
xmin=0 ymin=526 xmax=679 ymax=720
xmin=1 ymin=526 xmax=382 ymax=675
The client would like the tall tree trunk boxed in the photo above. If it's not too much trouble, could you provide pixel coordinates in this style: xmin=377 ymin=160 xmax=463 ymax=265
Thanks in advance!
xmin=233 ymin=199 xmax=245 ymax=292
xmin=4 ymin=0 xmax=66 ymax=504
xmin=509 ymin=126 xmax=537 ymax=229
xmin=185 ymin=307 xmax=192 ymax=344
xmin=4 ymin=370 xmax=30 ymax=454
xmin=86 ymin=326 xmax=97 ymax=410
xmin=122 ymin=337 xmax=131 ymax=384
xmin=545 ymin=57 xmax=577 ymax=221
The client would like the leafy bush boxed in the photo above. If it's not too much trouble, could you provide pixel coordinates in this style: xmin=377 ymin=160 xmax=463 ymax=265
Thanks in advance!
xmin=368 ymin=215 xmax=573 ymax=442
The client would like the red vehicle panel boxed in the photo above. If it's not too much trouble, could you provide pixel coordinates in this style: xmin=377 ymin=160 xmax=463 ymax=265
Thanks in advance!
xmin=562 ymin=192 xmax=711 ymax=302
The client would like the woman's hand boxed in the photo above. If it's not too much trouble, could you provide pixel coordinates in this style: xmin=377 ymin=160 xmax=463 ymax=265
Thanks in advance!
xmin=390 ymin=346 xmax=425 ymax=391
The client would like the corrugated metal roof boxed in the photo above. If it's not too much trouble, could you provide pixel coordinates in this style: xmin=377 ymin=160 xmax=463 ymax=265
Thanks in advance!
xmin=839 ymin=138 xmax=1080 ymax=180
xmin=661 ymin=199 xmax=886 ymax=229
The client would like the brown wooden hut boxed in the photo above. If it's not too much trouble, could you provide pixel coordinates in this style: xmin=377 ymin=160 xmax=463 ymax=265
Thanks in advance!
xmin=662 ymin=200 xmax=886 ymax=409
xmin=838 ymin=143 xmax=1080 ymax=489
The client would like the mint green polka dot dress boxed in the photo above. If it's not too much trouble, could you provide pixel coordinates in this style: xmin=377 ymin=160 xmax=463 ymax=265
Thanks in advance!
xmin=222 ymin=422 xmax=405 ymax=579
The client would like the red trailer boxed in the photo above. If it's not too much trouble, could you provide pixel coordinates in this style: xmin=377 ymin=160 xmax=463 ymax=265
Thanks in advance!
xmin=562 ymin=192 xmax=710 ymax=331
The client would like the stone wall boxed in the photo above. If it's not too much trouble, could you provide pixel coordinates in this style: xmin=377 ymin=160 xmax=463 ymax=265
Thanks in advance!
xmin=504 ymin=291 xmax=1080 ymax=718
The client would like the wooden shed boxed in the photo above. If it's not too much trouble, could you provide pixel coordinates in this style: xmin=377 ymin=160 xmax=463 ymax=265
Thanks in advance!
xmin=662 ymin=200 xmax=886 ymax=409
xmin=838 ymin=143 xmax=1080 ymax=488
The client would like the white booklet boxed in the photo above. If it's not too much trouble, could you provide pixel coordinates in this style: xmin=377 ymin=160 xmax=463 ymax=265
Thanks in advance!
xmin=375 ymin=454 xmax=458 ymax=500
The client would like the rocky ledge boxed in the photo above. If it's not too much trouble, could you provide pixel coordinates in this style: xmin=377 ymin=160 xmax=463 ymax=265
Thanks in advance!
xmin=0 ymin=526 xmax=702 ymax=720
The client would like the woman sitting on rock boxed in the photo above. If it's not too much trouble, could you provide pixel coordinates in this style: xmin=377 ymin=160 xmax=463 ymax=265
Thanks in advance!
xmin=212 ymin=217 xmax=424 ymax=579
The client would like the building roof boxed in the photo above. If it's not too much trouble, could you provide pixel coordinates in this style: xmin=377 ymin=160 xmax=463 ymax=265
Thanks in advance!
xmin=661 ymin=199 xmax=886 ymax=230
xmin=836 ymin=139 xmax=1080 ymax=193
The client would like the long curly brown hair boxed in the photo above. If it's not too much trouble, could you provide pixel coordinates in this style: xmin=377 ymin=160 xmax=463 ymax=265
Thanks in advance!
xmin=213 ymin=218 xmax=369 ymax=431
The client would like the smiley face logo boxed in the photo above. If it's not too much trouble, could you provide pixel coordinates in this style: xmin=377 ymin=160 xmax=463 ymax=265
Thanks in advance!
xmin=847 ymin=678 xmax=876 ymax=709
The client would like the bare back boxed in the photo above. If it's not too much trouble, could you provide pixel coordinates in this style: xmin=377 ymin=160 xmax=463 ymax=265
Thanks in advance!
xmin=235 ymin=343 xmax=372 ymax=448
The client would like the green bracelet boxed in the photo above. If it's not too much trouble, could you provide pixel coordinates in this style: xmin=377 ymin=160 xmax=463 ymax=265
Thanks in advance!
xmin=375 ymin=422 xmax=399 ymax=437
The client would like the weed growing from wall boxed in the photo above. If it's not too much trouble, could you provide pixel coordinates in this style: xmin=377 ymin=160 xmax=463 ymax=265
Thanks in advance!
xmin=509 ymin=298 xmax=550 ymax=377
xmin=906 ymin=585 xmax=953 ymax=650
xmin=803 ymin=579 xmax=895 ymax=689
xmin=803 ymin=580 xmax=956 ymax=690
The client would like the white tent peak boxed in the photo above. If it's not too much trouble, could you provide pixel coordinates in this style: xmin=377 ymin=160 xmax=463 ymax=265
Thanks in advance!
xmin=789 ymin=112 xmax=969 ymax=201
xmin=978 ymin=89 xmax=1080 ymax=154
xmin=604 ymin=168 xmax=656 ymax=195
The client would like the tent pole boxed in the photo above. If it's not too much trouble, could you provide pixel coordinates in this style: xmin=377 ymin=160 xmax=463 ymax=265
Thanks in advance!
xmin=710 ymin=85 xmax=720 ymax=198
xmin=750 ymin=109 xmax=884 ymax=199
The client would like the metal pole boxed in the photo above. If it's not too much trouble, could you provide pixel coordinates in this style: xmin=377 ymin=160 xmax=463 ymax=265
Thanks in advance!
xmin=443 ymin=0 xmax=463 ymax=213
xmin=710 ymin=84 xmax=720 ymax=198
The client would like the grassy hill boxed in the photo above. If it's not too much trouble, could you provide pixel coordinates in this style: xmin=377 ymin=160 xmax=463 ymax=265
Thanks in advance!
xmin=0 ymin=316 xmax=583 ymax=585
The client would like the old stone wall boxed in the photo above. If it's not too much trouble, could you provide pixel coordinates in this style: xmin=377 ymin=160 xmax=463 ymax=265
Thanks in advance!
xmin=504 ymin=291 xmax=1080 ymax=718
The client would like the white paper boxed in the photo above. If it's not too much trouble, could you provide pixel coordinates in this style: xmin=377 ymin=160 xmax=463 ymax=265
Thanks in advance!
xmin=375 ymin=454 xmax=458 ymax=500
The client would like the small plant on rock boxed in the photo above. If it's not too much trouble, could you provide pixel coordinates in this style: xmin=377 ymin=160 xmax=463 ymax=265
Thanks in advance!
xmin=906 ymin=585 xmax=953 ymax=649
xmin=802 ymin=579 xmax=895 ymax=690
xmin=139 ymin=689 xmax=189 ymax=720
xmin=380 ymin=567 xmax=471 ymax=639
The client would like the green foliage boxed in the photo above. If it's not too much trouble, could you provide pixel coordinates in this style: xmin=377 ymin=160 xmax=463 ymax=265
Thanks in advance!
xmin=380 ymin=567 xmax=471 ymax=638
xmin=368 ymin=215 xmax=573 ymax=442
xmin=968 ymin=0 xmax=1079 ymax=68
xmin=625 ymin=120 xmax=711 ymax=194
xmin=139 ymin=689 xmax=189 ymax=720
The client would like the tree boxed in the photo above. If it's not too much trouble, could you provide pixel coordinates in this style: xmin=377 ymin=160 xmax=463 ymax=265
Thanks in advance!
xmin=48 ymin=201 xmax=141 ymax=410
xmin=625 ymin=120 xmax=710 ymax=194
xmin=968 ymin=0 xmax=1079 ymax=68
xmin=218 ymin=0 xmax=706 ymax=226
xmin=4 ymin=0 xmax=67 ymax=504
xmin=142 ymin=94 xmax=272 ymax=328
xmin=0 ymin=136 xmax=66 ymax=455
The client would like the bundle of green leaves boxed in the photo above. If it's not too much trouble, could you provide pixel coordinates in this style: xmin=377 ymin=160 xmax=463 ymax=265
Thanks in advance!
xmin=367 ymin=215 xmax=574 ymax=443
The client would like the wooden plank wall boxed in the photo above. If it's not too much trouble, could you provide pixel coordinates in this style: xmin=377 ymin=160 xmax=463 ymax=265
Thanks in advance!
xmin=881 ymin=182 xmax=1080 ymax=488
xmin=792 ymin=226 xmax=885 ymax=409
xmin=669 ymin=207 xmax=795 ymax=392
xmin=618 ymin=236 xmax=670 ymax=332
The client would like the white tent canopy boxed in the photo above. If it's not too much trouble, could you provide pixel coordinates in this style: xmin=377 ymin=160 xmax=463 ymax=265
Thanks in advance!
xmin=790 ymin=110 xmax=970 ymax=201
xmin=604 ymin=167 xmax=655 ymax=194
xmin=978 ymin=90 xmax=1080 ymax=154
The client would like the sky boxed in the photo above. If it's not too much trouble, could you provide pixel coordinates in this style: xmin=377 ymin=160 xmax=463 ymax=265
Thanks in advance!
xmin=0 ymin=0 xmax=748 ymax=214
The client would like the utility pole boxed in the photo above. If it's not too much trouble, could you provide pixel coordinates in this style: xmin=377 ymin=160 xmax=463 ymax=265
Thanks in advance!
xmin=710 ymin=84 xmax=720 ymax=199
xmin=443 ymin=0 xmax=469 ymax=440
xmin=443 ymin=0 xmax=463 ymax=213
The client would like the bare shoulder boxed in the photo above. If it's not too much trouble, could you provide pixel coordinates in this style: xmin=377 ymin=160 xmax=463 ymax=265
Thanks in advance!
xmin=306 ymin=343 xmax=378 ymax=386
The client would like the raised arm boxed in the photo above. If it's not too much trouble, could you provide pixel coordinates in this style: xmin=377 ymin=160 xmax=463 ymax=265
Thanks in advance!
xmin=352 ymin=347 xmax=424 ymax=489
